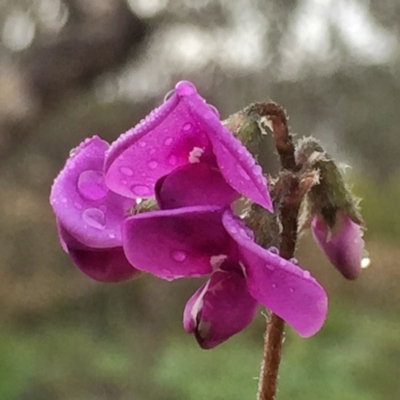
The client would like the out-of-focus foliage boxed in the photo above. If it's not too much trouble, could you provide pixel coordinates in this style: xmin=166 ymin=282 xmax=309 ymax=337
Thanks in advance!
xmin=0 ymin=0 xmax=399 ymax=399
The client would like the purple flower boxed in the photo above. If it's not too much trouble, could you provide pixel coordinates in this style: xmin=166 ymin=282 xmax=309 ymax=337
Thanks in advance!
xmin=103 ymin=81 xmax=272 ymax=212
xmin=122 ymin=203 xmax=327 ymax=348
xmin=50 ymin=136 xmax=139 ymax=282
xmin=311 ymin=211 xmax=364 ymax=280
xmin=50 ymin=80 xmax=327 ymax=348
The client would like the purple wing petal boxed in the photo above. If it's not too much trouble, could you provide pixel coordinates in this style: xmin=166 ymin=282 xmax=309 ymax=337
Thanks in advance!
xmin=122 ymin=206 xmax=232 ymax=280
xmin=155 ymin=163 xmax=238 ymax=209
xmin=183 ymin=268 xmax=257 ymax=349
xmin=50 ymin=136 xmax=133 ymax=248
xmin=177 ymin=81 xmax=272 ymax=211
xmin=104 ymin=83 xmax=212 ymax=199
xmin=311 ymin=212 xmax=363 ymax=280
xmin=58 ymin=222 xmax=138 ymax=282
xmin=222 ymin=210 xmax=327 ymax=338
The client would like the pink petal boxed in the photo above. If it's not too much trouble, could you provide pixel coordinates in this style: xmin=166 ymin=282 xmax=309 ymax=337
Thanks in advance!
xmin=183 ymin=268 xmax=257 ymax=349
xmin=178 ymin=81 xmax=272 ymax=211
xmin=58 ymin=222 xmax=138 ymax=282
xmin=311 ymin=212 xmax=364 ymax=280
xmin=50 ymin=136 xmax=133 ymax=248
xmin=122 ymin=206 xmax=232 ymax=280
xmin=155 ymin=163 xmax=238 ymax=209
xmin=222 ymin=210 xmax=328 ymax=338
xmin=104 ymin=84 xmax=212 ymax=199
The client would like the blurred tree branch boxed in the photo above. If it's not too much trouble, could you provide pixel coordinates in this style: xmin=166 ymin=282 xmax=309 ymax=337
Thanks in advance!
xmin=0 ymin=0 xmax=149 ymax=163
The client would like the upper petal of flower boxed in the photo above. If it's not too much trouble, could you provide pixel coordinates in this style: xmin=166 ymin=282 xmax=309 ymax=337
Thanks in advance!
xmin=50 ymin=136 xmax=133 ymax=248
xmin=155 ymin=163 xmax=238 ymax=209
xmin=58 ymin=222 xmax=139 ymax=282
xmin=104 ymin=81 xmax=272 ymax=211
xmin=183 ymin=267 xmax=257 ymax=349
xmin=122 ymin=205 xmax=232 ymax=280
xmin=311 ymin=211 xmax=364 ymax=280
xmin=222 ymin=210 xmax=328 ymax=338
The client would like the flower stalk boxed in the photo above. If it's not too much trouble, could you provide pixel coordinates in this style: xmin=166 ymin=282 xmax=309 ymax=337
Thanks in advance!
xmin=247 ymin=103 xmax=302 ymax=400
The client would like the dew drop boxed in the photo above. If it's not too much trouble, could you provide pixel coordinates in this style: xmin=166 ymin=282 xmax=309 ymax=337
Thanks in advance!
xmin=148 ymin=160 xmax=158 ymax=169
xmin=108 ymin=232 xmax=116 ymax=239
xmin=268 ymin=246 xmax=279 ymax=255
xmin=171 ymin=250 xmax=187 ymax=262
xmin=74 ymin=202 xmax=82 ymax=210
xmin=279 ymin=259 xmax=286 ymax=266
xmin=82 ymin=208 xmax=105 ymax=230
xmin=266 ymin=263 xmax=275 ymax=271
xmin=290 ymin=258 xmax=299 ymax=265
xmin=182 ymin=122 xmax=193 ymax=132
xmin=164 ymin=137 xmax=173 ymax=146
xmin=77 ymin=170 xmax=108 ymax=201
xmin=303 ymin=270 xmax=311 ymax=279
xmin=120 ymin=166 xmax=134 ymax=176
xmin=139 ymin=141 xmax=146 ymax=148
xmin=131 ymin=184 xmax=151 ymax=196
xmin=168 ymin=155 xmax=178 ymax=166
xmin=176 ymin=81 xmax=197 ymax=96
xmin=252 ymin=164 xmax=263 ymax=175
xmin=271 ymin=283 xmax=277 ymax=289
xmin=163 ymin=89 xmax=175 ymax=102
xmin=208 ymin=104 xmax=220 ymax=118
xmin=361 ymin=257 xmax=371 ymax=269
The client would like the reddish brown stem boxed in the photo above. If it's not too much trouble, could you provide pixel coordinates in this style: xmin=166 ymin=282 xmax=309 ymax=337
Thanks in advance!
xmin=251 ymin=103 xmax=301 ymax=400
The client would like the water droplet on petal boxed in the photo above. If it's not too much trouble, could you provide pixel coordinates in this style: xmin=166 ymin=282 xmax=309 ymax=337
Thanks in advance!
xmin=361 ymin=257 xmax=371 ymax=269
xmin=74 ymin=202 xmax=82 ymax=210
xmin=148 ymin=160 xmax=158 ymax=169
xmin=303 ymin=270 xmax=311 ymax=279
xmin=266 ymin=263 xmax=275 ymax=271
xmin=77 ymin=170 xmax=108 ymax=201
xmin=268 ymin=246 xmax=279 ymax=255
xmin=131 ymin=184 xmax=151 ymax=196
xmin=279 ymin=259 xmax=286 ymax=266
xmin=290 ymin=257 xmax=299 ymax=265
xmin=271 ymin=283 xmax=277 ymax=289
xmin=164 ymin=137 xmax=173 ymax=146
xmin=176 ymin=81 xmax=197 ymax=96
xmin=139 ymin=141 xmax=146 ymax=148
xmin=120 ymin=166 xmax=134 ymax=176
xmin=168 ymin=155 xmax=178 ymax=166
xmin=108 ymin=232 xmax=116 ymax=239
xmin=82 ymin=208 xmax=105 ymax=230
xmin=171 ymin=250 xmax=187 ymax=262
xmin=182 ymin=122 xmax=193 ymax=132
xmin=252 ymin=164 xmax=263 ymax=175
xmin=208 ymin=104 xmax=220 ymax=118
xmin=163 ymin=89 xmax=175 ymax=102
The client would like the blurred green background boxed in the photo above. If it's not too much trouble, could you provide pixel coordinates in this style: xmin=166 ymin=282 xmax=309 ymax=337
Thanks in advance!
xmin=0 ymin=0 xmax=399 ymax=399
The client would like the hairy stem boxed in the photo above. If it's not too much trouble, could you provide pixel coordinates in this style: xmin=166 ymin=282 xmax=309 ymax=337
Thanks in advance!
xmin=249 ymin=103 xmax=301 ymax=400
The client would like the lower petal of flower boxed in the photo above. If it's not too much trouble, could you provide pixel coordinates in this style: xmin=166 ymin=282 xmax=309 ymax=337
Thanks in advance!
xmin=122 ymin=206 xmax=232 ymax=280
xmin=222 ymin=210 xmax=328 ymax=338
xmin=183 ymin=268 xmax=257 ymax=349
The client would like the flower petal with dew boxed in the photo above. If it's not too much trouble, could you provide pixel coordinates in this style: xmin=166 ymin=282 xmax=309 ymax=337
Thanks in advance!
xmin=122 ymin=202 xmax=327 ymax=341
xmin=183 ymin=266 xmax=257 ymax=349
xmin=122 ymin=206 xmax=233 ymax=281
xmin=50 ymin=136 xmax=138 ymax=282
xmin=311 ymin=211 xmax=364 ymax=280
xmin=104 ymin=81 xmax=272 ymax=211
xmin=222 ymin=210 xmax=328 ymax=338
